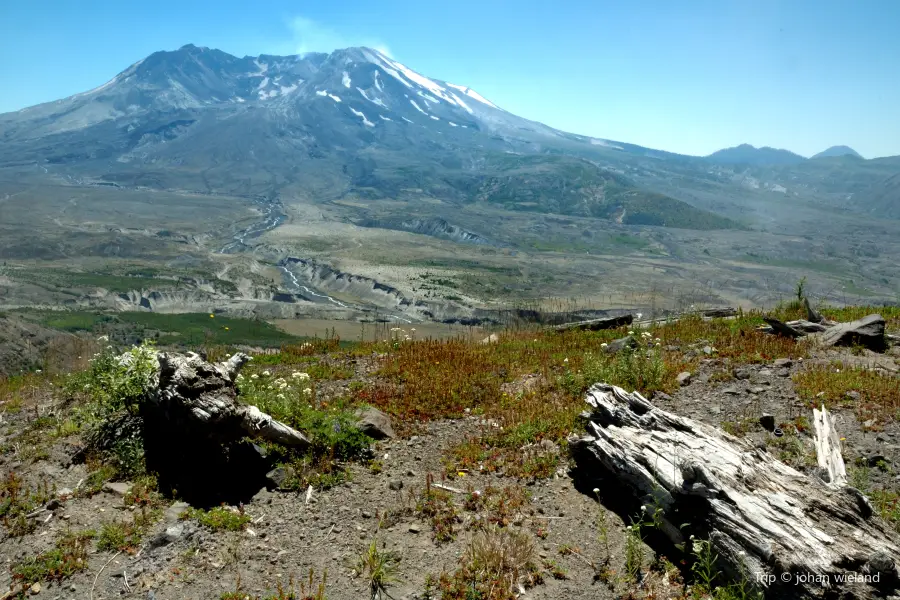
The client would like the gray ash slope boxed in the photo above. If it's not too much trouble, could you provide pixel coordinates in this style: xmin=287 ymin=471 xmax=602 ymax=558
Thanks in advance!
xmin=0 ymin=44 xmax=737 ymax=230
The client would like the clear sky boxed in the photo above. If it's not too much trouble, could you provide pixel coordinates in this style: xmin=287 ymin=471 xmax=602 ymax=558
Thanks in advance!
xmin=1 ymin=0 xmax=898 ymax=158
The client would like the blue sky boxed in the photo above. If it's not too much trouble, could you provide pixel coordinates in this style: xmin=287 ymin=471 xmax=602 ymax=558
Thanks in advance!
xmin=1 ymin=0 xmax=898 ymax=158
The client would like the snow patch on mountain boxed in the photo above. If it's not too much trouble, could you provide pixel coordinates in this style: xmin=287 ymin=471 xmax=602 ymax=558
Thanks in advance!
xmin=373 ymin=71 xmax=383 ymax=91
xmin=379 ymin=115 xmax=392 ymax=121
xmin=258 ymin=77 xmax=269 ymax=89
xmin=350 ymin=107 xmax=375 ymax=127
xmin=409 ymin=99 xmax=427 ymax=115
xmin=446 ymin=83 xmax=498 ymax=109
xmin=342 ymin=71 xmax=351 ymax=88
xmin=590 ymin=138 xmax=624 ymax=150
xmin=357 ymin=87 xmax=386 ymax=107
xmin=448 ymin=121 xmax=457 ymax=127
xmin=316 ymin=89 xmax=342 ymax=103
xmin=430 ymin=115 xmax=439 ymax=121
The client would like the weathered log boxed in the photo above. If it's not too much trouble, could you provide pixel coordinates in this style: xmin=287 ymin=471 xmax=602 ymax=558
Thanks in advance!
xmin=701 ymin=307 xmax=738 ymax=318
xmin=571 ymin=383 xmax=900 ymax=599
xmin=804 ymin=297 xmax=825 ymax=324
xmin=812 ymin=405 xmax=846 ymax=486
xmin=819 ymin=314 xmax=887 ymax=353
xmin=785 ymin=319 xmax=829 ymax=334
xmin=550 ymin=314 xmax=633 ymax=332
xmin=762 ymin=316 xmax=804 ymax=338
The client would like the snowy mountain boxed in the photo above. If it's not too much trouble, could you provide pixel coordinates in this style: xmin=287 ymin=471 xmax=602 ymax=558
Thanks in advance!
xmin=0 ymin=44 xmax=736 ymax=229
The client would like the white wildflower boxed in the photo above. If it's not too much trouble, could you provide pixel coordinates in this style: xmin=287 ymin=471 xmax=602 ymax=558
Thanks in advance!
xmin=636 ymin=313 xmax=643 ymax=319
xmin=250 ymin=374 xmax=259 ymax=380
xmin=628 ymin=330 xmax=635 ymax=335
xmin=303 ymin=387 xmax=312 ymax=394
xmin=262 ymin=370 xmax=271 ymax=376
xmin=601 ymin=343 xmax=608 ymax=348
xmin=97 ymin=335 xmax=109 ymax=342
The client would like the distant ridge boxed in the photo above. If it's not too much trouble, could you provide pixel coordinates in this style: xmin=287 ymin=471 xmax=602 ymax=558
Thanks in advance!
xmin=704 ymin=144 xmax=806 ymax=165
xmin=811 ymin=145 xmax=863 ymax=160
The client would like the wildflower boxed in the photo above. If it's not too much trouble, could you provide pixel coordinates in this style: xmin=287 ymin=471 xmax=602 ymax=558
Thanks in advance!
xmin=250 ymin=374 xmax=259 ymax=379
xmin=292 ymin=372 xmax=310 ymax=380
xmin=262 ymin=370 xmax=271 ymax=376
xmin=601 ymin=343 xmax=608 ymax=348
xmin=277 ymin=394 xmax=285 ymax=400
xmin=303 ymin=387 xmax=312 ymax=394
xmin=35 ymin=369 xmax=42 ymax=373
xmin=655 ymin=338 xmax=661 ymax=342
xmin=209 ymin=314 xmax=215 ymax=318
xmin=97 ymin=335 xmax=109 ymax=342
xmin=563 ymin=358 xmax=569 ymax=363
xmin=592 ymin=487 xmax=600 ymax=494
xmin=224 ymin=326 xmax=230 ymax=331
xmin=410 ymin=328 xmax=416 ymax=332
xmin=628 ymin=330 xmax=635 ymax=335
xmin=840 ymin=437 xmax=846 ymax=441
xmin=458 ymin=472 xmax=466 ymax=477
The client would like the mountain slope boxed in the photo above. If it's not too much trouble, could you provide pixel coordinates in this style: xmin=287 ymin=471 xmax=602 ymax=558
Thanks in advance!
xmin=0 ymin=44 xmax=737 ymax=230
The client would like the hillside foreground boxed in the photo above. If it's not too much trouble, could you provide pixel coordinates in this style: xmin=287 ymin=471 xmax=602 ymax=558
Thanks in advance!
xmin=1 ymin=303 xmax=899 ymax=600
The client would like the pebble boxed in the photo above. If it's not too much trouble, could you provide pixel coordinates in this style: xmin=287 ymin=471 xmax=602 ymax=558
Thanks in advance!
xmin=677 ymin=372 xmax=692 ymax=386
xmin=388 ymin=480 xmax=403 ymax=491
xmin=30 ymin=582 xmax=41 ymax=594
xmin=408 ymin=524 xmax=421 ymax=533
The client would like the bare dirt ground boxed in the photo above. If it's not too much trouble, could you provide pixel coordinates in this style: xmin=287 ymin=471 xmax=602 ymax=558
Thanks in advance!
xmin=1 ymin=313 xmax=898 ymax=600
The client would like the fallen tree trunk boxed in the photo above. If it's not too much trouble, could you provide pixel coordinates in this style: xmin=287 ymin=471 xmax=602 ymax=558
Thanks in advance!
xmin=571 ymin=384 xmax=900 ymax=599
xmin=762 ymin=316 xmax=804 ymax=338
xmin=550 ymin=314 xmax=633 ymax=332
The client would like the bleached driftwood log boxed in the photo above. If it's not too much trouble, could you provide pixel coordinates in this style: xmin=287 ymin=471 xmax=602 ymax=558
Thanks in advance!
xmin=812 ymin=405 xmax=847 ymax=486
xmin=571 ymin=384 xmax=900 ymax=599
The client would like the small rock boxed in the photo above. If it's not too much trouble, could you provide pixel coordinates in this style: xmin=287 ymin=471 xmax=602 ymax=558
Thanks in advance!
xmin=480 ymin=333 xmax=499 ymax=345
xmin=165 ymin=501 xmax=190 ymax=523
xmin=759 ymin=414 xmax=776 ymax=432
xmin=749 ymin=387 xmax=767 ymax=395
xmin=266 ymin=466 xmax=295 ymax=490
xmin=757 ymin=369 xmax=774 ymax=378
xmin=408 ymin=524 xmax=421 ymax=534
xmin=604 ymin=336 xmax=637 ymax=354
xmin=652 ymin=391 xmax=672 ymax=402
xmin=733 ymin=368 xmax=753 ymax=380
xmin=388 ymin=480 xmax=404 ymax=491
xmin=57 ymin=487 xmax=73 ymax=497
xmin=30 ymin=582 xmax=40 ymax=595
xmin=355 ymin=407 xmax=396 ymax=440
xmin=709 ymin=406 xmax=721 ymax=415
xmin=149 ymin=524 xmax=186 ymax=549
xmin=773 ymin=358 xmax=793 ymax=368
xmin=45 ymin=499 xmax=61 ymax=511
xmin=845 ymin=390 xmax=861 ymax=401
xmin=102 ymin=481 xmax=132 ymax=496
xmin=677 ymin=372 xmax=692 ymax=386
xmin=722 ymin=386 xmax=741 ymax=395
xmin=702 ymin=346 xmax=714 ymax=356
xmin=362 ymin=511 xmax=373 ymax=519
